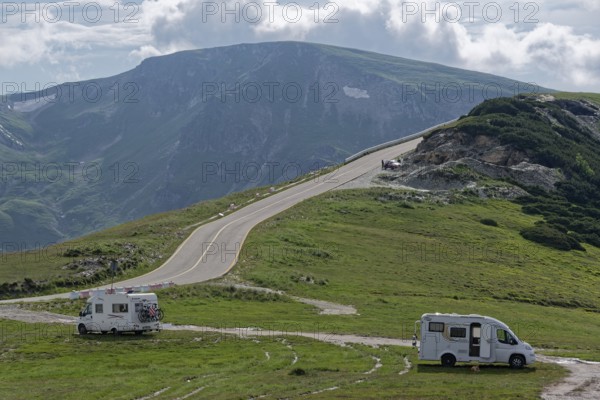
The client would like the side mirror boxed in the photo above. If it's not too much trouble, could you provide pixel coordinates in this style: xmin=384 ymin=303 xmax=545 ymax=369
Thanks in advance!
xmin=79 ymin=311 xmax=83 ymax=317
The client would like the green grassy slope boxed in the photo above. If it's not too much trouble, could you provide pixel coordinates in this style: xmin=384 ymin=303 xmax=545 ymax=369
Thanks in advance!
xmin=0 ymin=320 xmax=374 ymax=399
xmin=553 ymin=92 xmax=600 ymax=105
xmin=176 ymin=189 xmax=600 ymax=356
xmin=0 ymin=180 xmax=314 ymax=295
xmin=444 ymin=95 xmax=600 ymax=250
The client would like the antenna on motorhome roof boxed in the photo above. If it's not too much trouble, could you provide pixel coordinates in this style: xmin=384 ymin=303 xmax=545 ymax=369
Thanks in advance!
xmin=110 ymin=260 xmax=118 ymax=291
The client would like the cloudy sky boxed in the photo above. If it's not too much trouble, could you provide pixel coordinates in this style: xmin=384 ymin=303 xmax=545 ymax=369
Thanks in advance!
xmin=1 ymin=0 xmax=599 ymax=94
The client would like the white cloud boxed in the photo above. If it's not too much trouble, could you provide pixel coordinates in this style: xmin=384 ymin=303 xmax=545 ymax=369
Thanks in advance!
xmin=128 ymin=44 xmax=163 ymax=60
xmin=0 ymin=25 xmax=50 ymax=67
xmin=0 ymin=2 xmax=149 ymax=68
xmin=381 ymin=0 xmax=600 ymax=89
xmin=394 ymin=17 xmax=600 ymax=88
xmin=338 ymin=0 xmax=382 ymax=16
xmin=1 ymin=0 xmax=599 ymax=92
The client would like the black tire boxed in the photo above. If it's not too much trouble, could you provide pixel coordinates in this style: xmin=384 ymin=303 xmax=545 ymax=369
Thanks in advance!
xmin=509 ymin=355 xmax=525 ymax=369
xmin=134 ymin=330 xmax=143 ymax=336
xmin=111 ymin=328 xmax=119 ymax=336
xmin=157 ymin=309 xmax=164 ymax=321
xmin=441 ymin=354 xmax=456 ymax=367
xmin=78 ymin=324 xmax=87 ymax=335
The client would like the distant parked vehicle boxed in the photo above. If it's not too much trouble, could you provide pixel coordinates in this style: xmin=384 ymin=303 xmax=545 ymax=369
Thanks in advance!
xmin=77 ymin=291 xmax=163 ymax=335
xmin=382 ymin=159 xmax=402 ymax=170
xmin=415 ymin=313 xmax=535 ymax=368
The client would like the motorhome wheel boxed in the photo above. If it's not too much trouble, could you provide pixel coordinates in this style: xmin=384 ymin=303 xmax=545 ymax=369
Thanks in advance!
xmin=509 ymin=355 xmax=525 ymax=369
xmin=441 ymin=354 xmax=456 ymax=367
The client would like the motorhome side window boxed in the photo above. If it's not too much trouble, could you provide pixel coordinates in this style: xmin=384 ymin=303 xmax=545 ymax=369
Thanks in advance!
xmin=450 ymin=327 xmax=467 ymax=338
xmin=112 ymin=304 xmax=128 ymax=313
xmin=429 ymin=322 xmax=444 ymax=332
xmin=95 ymin=304 xmax=103 ymax=314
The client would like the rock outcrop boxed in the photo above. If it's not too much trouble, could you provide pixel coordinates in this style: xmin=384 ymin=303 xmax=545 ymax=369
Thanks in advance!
xmin=377 ymin=96 xmax=600 ymax=196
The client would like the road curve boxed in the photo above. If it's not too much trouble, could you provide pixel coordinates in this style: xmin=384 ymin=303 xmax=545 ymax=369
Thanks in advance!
xmin=101 ymin=138 xmax=422 ymax=286
xmin=0 ymin=137 xmax=421 ymax=303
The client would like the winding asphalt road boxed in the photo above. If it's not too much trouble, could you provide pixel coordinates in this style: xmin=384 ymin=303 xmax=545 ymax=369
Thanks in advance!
xmin=124 ymin=138 xmax=421 ymax=287
xmin=0 ymin=136 xmax=422 ymax=303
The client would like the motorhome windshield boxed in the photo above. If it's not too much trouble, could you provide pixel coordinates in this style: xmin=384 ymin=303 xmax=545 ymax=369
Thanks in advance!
xmin=81 ymin=304 xmax=91 ymax=316
xmin=496 ymin=328 xmax=519 ymax=345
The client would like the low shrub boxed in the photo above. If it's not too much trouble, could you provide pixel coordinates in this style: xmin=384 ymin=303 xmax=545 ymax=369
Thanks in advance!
xmin=520 ymin=224 xmax=585 ymax=251
xmin=480 ymin=218 xmax=498 ymax=227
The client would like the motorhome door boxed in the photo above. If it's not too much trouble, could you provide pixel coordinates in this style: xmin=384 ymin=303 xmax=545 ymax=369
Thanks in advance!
xmin=480 ymin=324 xmax=491 ymax=358
xmin=422 ymin=333 xmax=438 ymax=359
xmin=469 ymin=323 xmax=481 ymax=357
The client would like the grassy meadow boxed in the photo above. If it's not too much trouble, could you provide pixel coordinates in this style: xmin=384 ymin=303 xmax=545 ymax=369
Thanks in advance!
xmin=0 ymin=318 xmax=565 ymax=399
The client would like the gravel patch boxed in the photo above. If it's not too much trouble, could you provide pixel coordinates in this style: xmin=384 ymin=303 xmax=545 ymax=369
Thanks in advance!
xmin=0 ymin=305 xmax=75 ymax=324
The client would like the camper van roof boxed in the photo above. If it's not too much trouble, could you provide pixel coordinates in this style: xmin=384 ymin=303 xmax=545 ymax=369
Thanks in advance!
xmin=85 ymin=292 xmax=158 ymax=301
xmin=421 ymin=313 xmax=510 ymax=326
xmin=422 ymin=313 xmax=497 ymax=320
xmin=423 ymin=313 xmax=484 ymax=317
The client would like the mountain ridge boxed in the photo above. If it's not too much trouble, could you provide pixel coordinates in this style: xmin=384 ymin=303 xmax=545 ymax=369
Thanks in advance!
xmin=0 ymin=41 xmax=549 ymax=248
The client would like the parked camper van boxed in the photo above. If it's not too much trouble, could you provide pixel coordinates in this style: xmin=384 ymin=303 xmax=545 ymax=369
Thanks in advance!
xmin=77 ymin=291 xmax=162 ymax=335
xmin=416 ymin=313 xmax=535 ymax=368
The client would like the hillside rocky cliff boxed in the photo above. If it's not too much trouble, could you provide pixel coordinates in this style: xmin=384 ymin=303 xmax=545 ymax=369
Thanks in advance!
xmin=378 ymin=95 xmax=600 ymax=197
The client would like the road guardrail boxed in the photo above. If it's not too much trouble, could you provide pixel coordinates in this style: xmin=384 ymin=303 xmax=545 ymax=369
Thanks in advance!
xmin=344 ymin=118 xmax=459 ymax=164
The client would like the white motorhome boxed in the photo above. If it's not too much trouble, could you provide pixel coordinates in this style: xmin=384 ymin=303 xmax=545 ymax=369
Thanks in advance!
xmin=77 ymin=291 xmax=162 ymax=335
xmin=416 ymin=313 xmax=535 ymax=368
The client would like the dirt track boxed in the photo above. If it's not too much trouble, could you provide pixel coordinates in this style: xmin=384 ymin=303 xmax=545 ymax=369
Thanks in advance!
xmin=537 ymin=355 xmax=600 ymax=400
xmin=0 ymin=305 xmax=75 ymax=324
xmin=213 ymin=283 xmax=358 ymax=315
xmin=1 ymin=306 xmax=599 ymax=399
